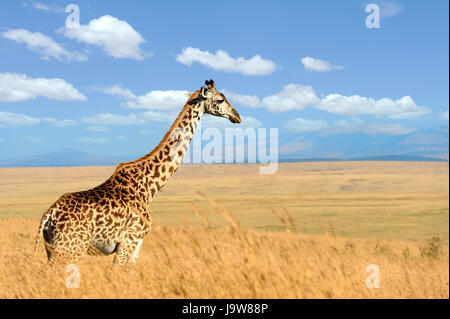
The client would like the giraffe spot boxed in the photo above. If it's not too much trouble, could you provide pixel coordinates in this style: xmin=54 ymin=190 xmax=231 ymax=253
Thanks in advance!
xmin=164 ymin=145 xmax=170 ymax=155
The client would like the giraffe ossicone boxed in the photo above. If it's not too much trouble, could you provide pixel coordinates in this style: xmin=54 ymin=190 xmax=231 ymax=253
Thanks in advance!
xmin=34 ymin=79 xmax=241 ymax=265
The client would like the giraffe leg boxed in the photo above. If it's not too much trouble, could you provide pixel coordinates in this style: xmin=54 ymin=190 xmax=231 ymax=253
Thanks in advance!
xmin=112 ymin=208 xmax=151 ymax=265
xmin=130 ymin=238 xmax=144 ymax=264
xmin=112 ymin=235 xmax=140 ymax=265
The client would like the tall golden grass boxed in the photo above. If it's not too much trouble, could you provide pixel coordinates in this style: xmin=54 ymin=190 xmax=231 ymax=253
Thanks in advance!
xmin=1 ymin=203 xmax=448 ymax=299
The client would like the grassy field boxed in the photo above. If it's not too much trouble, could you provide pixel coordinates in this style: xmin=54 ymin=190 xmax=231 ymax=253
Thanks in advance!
xmin=0 ymin=161 xmax=448 ymax=298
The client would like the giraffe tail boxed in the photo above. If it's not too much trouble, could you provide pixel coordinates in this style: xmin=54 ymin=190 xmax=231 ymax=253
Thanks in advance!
xmin=34 ymin=208 xmax=52 ymax=252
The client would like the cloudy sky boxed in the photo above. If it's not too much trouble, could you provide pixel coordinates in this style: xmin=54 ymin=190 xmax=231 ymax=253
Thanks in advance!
xmin=0 ymin=1 xmax=448 ymax=162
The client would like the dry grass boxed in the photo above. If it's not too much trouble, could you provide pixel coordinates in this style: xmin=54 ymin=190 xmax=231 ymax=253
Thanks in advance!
xmin=0 ymin=217 xmax=448 ymax=299
xmin=0 ymin=162 xmax=448 ymax=298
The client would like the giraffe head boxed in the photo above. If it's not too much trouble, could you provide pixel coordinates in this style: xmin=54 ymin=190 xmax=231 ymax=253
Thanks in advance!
xmin=189 ymin=79 xmax=241 ymax=124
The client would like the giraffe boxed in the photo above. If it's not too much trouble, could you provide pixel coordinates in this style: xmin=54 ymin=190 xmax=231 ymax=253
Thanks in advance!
xmin=34 ymin=79 xmax=241 ymax=265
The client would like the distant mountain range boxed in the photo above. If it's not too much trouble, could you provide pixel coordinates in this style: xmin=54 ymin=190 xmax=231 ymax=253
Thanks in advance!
xmin=0 ymin=149 xmax=135 ymax=167
xmin=279 ymin=155 xmax=448 ymax=163
xmin=0 ymin=149 xmax=447 ymax=167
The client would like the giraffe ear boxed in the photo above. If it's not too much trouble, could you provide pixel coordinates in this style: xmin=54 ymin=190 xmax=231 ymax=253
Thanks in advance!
xmin=187 ymin=90 xmax=205 ymax=105
xmin=200 ymin=86 xmax=208 ymax=99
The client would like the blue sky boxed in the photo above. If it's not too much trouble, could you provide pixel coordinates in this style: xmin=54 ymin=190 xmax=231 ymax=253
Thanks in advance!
xmin=0 ymin=0 xmax=448 ymax=162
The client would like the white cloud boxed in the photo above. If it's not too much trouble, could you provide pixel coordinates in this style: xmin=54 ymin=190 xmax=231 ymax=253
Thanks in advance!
xmin=23 ymin=1 xmax=64 ymax=13
xmin=283 ymin=116 xmax=412 ymax=136
xmin=222 ymin=90 xmax=262 ymax=108
xmin=2 ymin=29 xmax=87 ymax=61
xmin=82 ymin=108 xmax=257 ymax=129
xmin=224 ymin=84 xmax=430 ymax=120
xmin=334 ymin=118 xmax=365 ymax=127
xmin=279 ymin=140 xmax=312 ymax=154
xmin=84 ymin=125 xmax=111 ymax=132
xmin=176 ymin=47 xmax=277 ymax=76
xmin=439 ymin=110 xmax=449 ymax=121
xmin=75 ymin=137 xmax=109 ymax=144
xmin=400 ymin=133 xmax=448 ymax=145
xmin=140 ymin=111 xmax=177 ymax=122
xmin=239 ymin=116 xmax=262 ymax=128
xmin=380 ymin=1 xmax=403 ymax=18
xmin=301 ymin=56 xmax=344 ymax=72
xmin=102 ymin=83 xmax=316 ymax=114
xmin=94 ymin=85 xmax=136 ymax=100
xmin=83 ymin=113 xmax=146 ymax=126
xmin=126 ymin=90 xmax=189 ymax=110
xmin=0 ymin=111 xmax=40 ymax=127
xmin=326 ymin=123 xmax=414 ymax=135
xmin=41 ymin=117 xmax=77 ymax=127
xmin=0 ymin=73 xmax=86 ymax=102
xmin=360 ymin=124 xmax=414 ymax=135
xmin=59 ymin=15 xmax=149 ymax=60
xmin=316 ymin=94 xmax=430 ymax=119
xmin=97 ymin=85 xmax=188 ymax=111
xmin=0 ymin=111 xmax=79 ymax=128
xmin=263 ymin=84 xmax=319 ymax=112
xmin=202 ymin=115 xmax=262 ymax=130
xmin=285 ymin=118 xmax=328 ymax=133
xmin=82 ymin=111 xmax=175 ymax=126
xmin=225 ymin=84 xmax=319 ymax=112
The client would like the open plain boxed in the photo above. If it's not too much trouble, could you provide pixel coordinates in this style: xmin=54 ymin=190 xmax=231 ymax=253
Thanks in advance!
xmin=0 ymin=161 xmax=448 ymax=298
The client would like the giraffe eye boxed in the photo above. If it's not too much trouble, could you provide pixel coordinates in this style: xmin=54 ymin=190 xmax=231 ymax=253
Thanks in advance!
xmin=217 ymin=99 xmax=224 ymax=103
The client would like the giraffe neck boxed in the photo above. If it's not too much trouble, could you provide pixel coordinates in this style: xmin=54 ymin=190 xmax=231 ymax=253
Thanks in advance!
xmin=135 ymin=98 xmax=204 ymax=203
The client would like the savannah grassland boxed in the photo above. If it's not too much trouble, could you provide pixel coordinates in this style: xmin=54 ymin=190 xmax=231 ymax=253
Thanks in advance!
xmin=0 ymin=161 xmax=448 ymax=298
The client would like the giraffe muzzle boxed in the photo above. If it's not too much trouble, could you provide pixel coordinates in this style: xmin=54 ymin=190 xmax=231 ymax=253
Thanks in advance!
xmin=229 ymin=110 xmax=242 ymax=124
